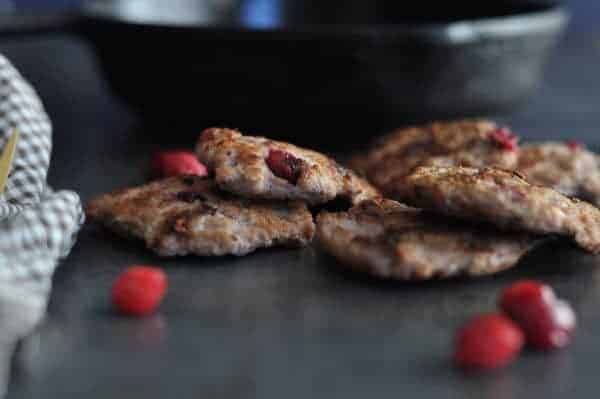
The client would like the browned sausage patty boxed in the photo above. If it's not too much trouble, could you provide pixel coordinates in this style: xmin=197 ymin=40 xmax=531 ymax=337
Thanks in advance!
xmin=86 ymin=175 xmax=315 ymax=256
xmin=391 ymin=166 xmax=600 ymax=253
xmin=349 ymin=119 xmax=519 ymax=194
xmin=316 ymin=198 xmax=538 ymax=280
xmin=517 ymin=142 xmax=600 ymax=206
xmin=196 ymin=127 xmax=380 ymax=205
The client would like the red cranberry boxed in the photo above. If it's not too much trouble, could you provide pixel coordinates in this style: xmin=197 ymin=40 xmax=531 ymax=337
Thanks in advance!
xmin=490 ymin=128 xmax=519 ymax=151
xmin=265 ymin=149 xmax=304 ymax=184
xmin=151 ymin=150 xmax=208 ymax=178
xmin=565 ymin=140 xmax=583 ymax=151
xmin=112 ymin=266 xmax=168 ymax=317
xmin=454 ymin=313 xmax=524 ymax=370
xmin=499 ymin=280 xmax=576 ymax=350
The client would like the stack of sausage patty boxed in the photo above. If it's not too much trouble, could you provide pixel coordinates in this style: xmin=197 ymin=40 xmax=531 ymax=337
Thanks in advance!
xmin=87 ymin=120 xmax=600 ymax=280
xmin=86 ymin=127 xmax=379 ymax=256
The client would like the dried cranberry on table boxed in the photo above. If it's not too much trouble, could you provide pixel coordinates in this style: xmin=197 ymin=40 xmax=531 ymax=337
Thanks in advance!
xmin=490 ymin=128 xmax=519 ymax=151
xmin=151 ymin=150 xmax=207 ymax=178
xmin=112 ymin=266 xmax=168 ymax=317
xmin=454 ymin=313 xmax=524 ymax=370
xmin=499 ymin=280 xmax=576 ymax=350
xmin=265 ymin=149 xmax=304 ymax=184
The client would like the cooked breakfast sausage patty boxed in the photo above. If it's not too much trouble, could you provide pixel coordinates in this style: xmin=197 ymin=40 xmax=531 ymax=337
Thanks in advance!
xmin=517 ymin=142 xmax=600 ymax=206
xmin=316 ymin=199 xmax=538 ymax=280
xmin=392 ymin=166 xmax=600 ymax=253
xmin=86 ymin=176 xmax=315 ymax=256
xmin=196 ymin=127 xmax=380 ymax=205
xmin=349 ymin=120 xmax=519 ymax=193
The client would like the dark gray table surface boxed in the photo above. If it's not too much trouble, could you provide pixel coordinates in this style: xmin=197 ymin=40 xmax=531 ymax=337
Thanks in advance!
xmin=3 ymin=30 xmax=600 ymax=398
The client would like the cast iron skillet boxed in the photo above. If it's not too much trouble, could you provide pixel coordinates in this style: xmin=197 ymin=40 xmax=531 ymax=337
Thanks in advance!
xmin=1 ymin=0 xmax=568 ymax=149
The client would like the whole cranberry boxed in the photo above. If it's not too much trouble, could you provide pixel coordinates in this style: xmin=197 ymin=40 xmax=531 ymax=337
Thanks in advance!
xmin=112 ymin=266 xmax=168 ymax=316
xmin=151 ymin=150 xmax=207 ymax=178
xmin=500 ymin=280 xmax=576 ymax=350
xmin=454 ymin=313 xmax=524 ymax=370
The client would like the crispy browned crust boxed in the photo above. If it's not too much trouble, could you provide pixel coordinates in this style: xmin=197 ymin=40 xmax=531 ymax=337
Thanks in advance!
xmin=316 ymin=199 xmax=538 ymax=280
xmin=517 ymin=142 xmax=600 ymax=205
xmin=86 ymin=176 xmax=315 ymax=256
xmin=196 ymin=128 xmax=380 ymax=205
xmin=348 ymin=120 xmax=518 ymax=193
xmin=391 ymin=166 xmax=600 ymax=253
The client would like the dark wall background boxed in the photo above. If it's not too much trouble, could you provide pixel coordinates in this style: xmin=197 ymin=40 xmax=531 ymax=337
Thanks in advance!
xmin=565 ymin=0 xmax=600 ymax=31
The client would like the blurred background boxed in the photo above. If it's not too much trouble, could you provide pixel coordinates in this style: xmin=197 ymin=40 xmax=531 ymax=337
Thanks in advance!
xmin=0 ymin=0 xmax=594 ymax=150
xmin=0 ymin=0 xmax=596 ymax=30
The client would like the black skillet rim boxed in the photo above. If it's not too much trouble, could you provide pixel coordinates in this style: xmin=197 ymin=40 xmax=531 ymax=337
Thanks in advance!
xmin=81 ymin=0 xmax=569 ymax=44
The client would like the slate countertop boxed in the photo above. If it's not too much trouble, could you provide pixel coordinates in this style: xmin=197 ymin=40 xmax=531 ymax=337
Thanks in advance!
xmin=2 ymin=30 xmax=600 ymax=398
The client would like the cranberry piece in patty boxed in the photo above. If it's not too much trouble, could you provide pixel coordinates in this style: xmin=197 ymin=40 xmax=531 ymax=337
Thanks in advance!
xmin=490 ymin=128 xmax=519 ymax=151
xmin=266 ymin=149 xmax=304 ymax=184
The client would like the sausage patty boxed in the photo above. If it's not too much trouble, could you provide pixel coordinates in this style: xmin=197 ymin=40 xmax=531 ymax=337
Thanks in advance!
xmin=316 ymin=198 xmax=538 ymax=280
xmin=517 ymin=142 xmax=600 ymax=206
xmin=86 ymin=175 xmax=315 ymax=256
xmin=349 ymin=119 xmax=519 ymax=194
xmin=196 ymin=128 xmax=380 ymax=205
xmin=391 ymin=166 xmax=600 ymax=253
